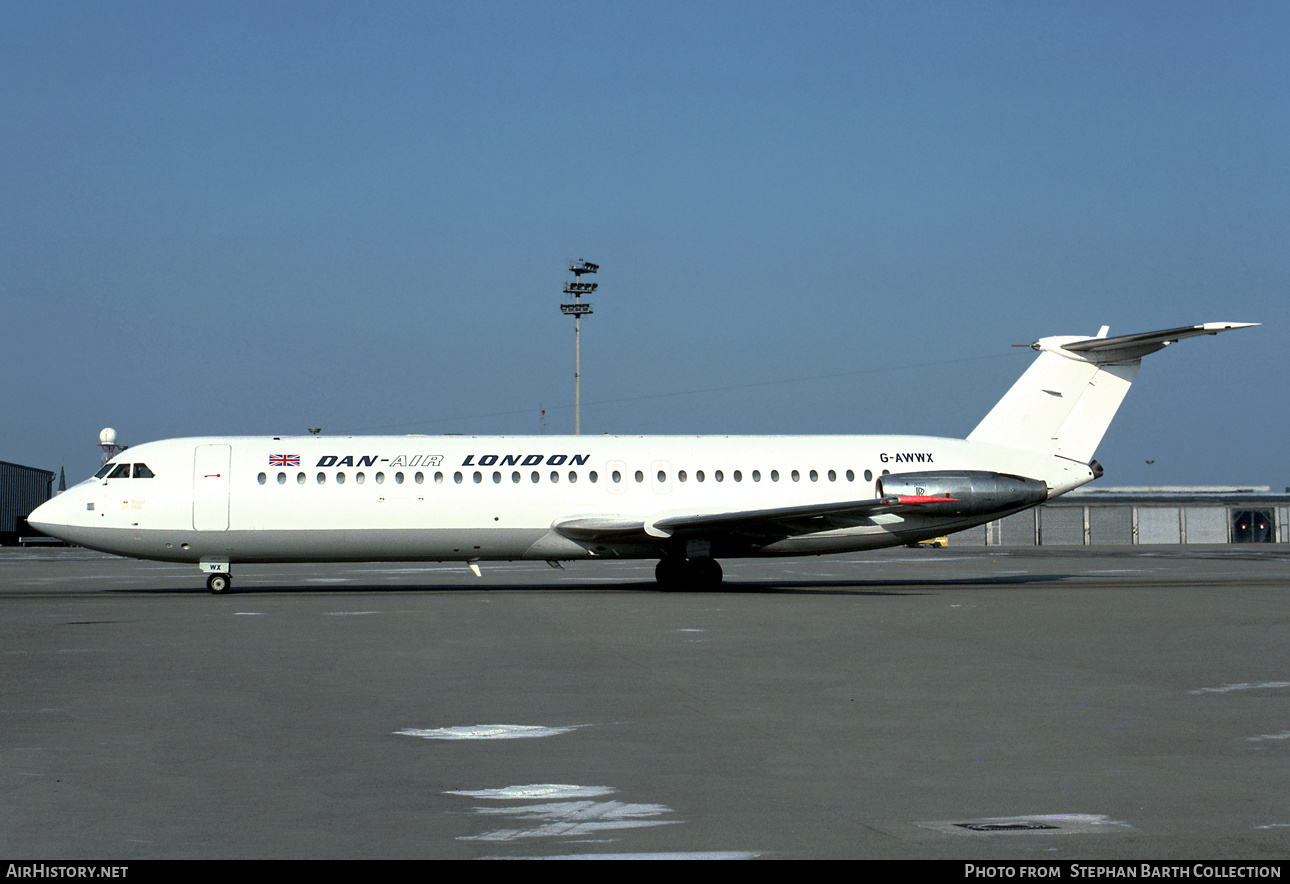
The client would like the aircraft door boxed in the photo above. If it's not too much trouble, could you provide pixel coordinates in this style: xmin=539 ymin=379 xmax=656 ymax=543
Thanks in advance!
xmin=193 ymin=444 xmax=231 ymax=531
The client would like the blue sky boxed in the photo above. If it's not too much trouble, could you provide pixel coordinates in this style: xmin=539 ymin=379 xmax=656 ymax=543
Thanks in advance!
xmin=3 ymin=1 xmax=1285 ymax=487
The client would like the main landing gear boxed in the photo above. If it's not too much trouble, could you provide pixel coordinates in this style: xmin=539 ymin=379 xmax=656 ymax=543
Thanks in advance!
xmin=206 ymin=573 xmax=231 ymax=594
xmin=655 ymin=556 xmax=723 ymax=591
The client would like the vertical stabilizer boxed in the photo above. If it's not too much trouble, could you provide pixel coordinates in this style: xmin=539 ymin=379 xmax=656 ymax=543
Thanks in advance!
xmin=967 ymin=322 xmax=1256 ymax=463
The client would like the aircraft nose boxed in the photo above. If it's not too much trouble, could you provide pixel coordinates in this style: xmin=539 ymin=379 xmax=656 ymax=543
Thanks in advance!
xmin=27 ymin=494 xmax=73 ymax=538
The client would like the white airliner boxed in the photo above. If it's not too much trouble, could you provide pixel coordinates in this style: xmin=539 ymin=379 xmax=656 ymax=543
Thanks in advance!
xmin=29 ymin=322 xmax=1254 ymax=593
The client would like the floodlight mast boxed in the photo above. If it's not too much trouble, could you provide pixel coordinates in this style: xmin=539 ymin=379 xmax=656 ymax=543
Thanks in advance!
xmin=561 ymin=260 xmax=598 ymax=434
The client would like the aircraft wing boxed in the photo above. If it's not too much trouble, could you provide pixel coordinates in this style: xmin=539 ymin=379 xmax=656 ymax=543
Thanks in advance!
xmin=553 ymin=494 xmax=955 ymax=545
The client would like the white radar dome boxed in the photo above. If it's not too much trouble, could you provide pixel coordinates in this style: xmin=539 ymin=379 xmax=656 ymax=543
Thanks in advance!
xmin=99 ymin=428 xmax=118 ymax=446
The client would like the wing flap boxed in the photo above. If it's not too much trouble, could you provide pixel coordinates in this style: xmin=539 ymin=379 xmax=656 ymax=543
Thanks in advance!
xmin=651 ymin=496 xmax=930 ymax=539
xmin=552 ymin=495 xmax=960 ymax=546
xmin=553 ymin=516 xmax=653 ymax=542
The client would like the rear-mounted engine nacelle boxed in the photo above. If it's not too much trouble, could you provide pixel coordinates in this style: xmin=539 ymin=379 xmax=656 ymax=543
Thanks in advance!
xmin=878 ymin=470 xmax=1048 ymax=517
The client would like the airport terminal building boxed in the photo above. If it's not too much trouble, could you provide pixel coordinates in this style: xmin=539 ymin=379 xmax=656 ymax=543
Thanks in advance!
xmin=0 ymin=460 xmax=56 ymax=545
xmin=977 ymin=486 xmax=1290 ymax=546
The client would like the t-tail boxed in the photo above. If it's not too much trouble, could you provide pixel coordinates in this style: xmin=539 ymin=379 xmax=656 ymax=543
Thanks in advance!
xmin=967 ymin=322 xmax=1257 ymax=464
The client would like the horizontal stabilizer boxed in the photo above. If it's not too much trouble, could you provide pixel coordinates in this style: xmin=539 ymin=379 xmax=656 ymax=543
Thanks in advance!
xmin=1061 ymin=322 xmax=1258 ymax=361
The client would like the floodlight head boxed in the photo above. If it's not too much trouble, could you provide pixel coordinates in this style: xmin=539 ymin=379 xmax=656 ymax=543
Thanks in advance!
xmin=570 ymin=259 xmax=599 ymax=274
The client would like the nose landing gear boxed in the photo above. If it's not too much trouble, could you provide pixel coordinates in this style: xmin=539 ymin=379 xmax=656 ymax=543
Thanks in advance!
xmin=201 ymin=559 xmax=232 ymax=594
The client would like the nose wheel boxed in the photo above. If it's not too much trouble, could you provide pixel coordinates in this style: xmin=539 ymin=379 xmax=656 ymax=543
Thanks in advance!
xmin=206 ymin=573 xmax=232 ymax=594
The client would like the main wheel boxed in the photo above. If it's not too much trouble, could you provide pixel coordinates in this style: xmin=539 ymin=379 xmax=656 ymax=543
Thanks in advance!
xmin=654 ymin=557 xmax=723 ymax=591
xmin=655 ymin=557 xmax=687 ymax=590
xmin=206 ymin=573 xmax=231 ymax=594
xmin=689 ymin=557 xmax=723 ymax=589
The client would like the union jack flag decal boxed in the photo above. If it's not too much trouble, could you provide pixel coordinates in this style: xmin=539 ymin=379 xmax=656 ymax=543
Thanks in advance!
xmin=269 ymin=454 xmax=300 ymax=467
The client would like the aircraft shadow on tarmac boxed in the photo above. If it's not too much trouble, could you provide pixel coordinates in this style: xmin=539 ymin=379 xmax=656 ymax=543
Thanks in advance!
xmin=103 ymin=572 xmax=1076 ymax=597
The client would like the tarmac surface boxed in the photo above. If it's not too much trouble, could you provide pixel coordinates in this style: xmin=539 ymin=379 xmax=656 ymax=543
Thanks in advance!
xmin=3 ymin=544 xmax=1289 ymax=860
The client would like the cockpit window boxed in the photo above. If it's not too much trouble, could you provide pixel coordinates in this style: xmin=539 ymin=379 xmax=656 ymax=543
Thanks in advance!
xmin=97 ymin=462 xmax=155 ymax=479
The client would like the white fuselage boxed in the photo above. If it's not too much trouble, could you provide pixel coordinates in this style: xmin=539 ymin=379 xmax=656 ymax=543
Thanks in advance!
xmin=28 ymin=321 xmax=1253 ymax=590
xmin=31 ymin=433 xmax=1092 ymax=565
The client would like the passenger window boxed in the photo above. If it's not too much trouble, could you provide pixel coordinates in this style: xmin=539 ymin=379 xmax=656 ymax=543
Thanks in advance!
xmin=634 ymin=470 xmax=644 ymax=483
xmin=715 ymin=470 xmax=724 ymax=482
xmin=532 ymin=471 xmax=540 ymax=483
xmin=696 ymin=470 xmax=705 ymax=482
xmin=550 ymin=471 xmax=559 ymax=483
xmin=752 ymin=470 xmax=761 ymax=482
xmin=512 ymin=471 xmax=521 ymax=483
xmin=297 ymin=472 xmax=306 ymax=485
xmin=317 ymin=473 xmax=326 ymax=484
xmin=415 ymin=472 xmax=424 ymax=484
xmin=657 ymin=470 xmax=665 ymax=483
xmin=589 ymin=470 xmax=598 ymax=483
xmin=376 ymin=472 xmax=385 ymax=484
xmin=771 ymin=470 xmax=780 ymax=482
xmin=612 ymin=470 xmax=622 ymax=483
xmin=846 ymin=470 xmax=854 ymax=482
xmin=257 ymin=472 xmax=267 ymax=485
xmin=828 ymin=470 xmax=836 ymax=482
xmin=569 ymin=471 xmax=578 ymax=483
xmin=454 ymin=472 xmax=463 ymax=484
xmin=395 ymin=472 xmax=404 ymax=484
xmin=278 ymin=472 xmax=286 ymax=485
xmin=336 ymin=472 xmax=346 ymax=484
xmin=864 ymin=469 xmax=873 ymax=482
xmin=809 ymin=470 xmax=818 ymax=482
xmin=133 ymin=464 xmax=154 ymax=478
xmin=733 ymin=470 xmax=742 ymax=482
xmin=356 ymin=472 xmax=365 ymax=484
xmin=678 ymin=470 xmax=687 ymax=482
xmin=492 ymin=471 xmax=501 ymax=484
xmin=792 ymin=470 xmax=800 ymax=482
xmin=473 ymin=472 xmax=482 ymax=484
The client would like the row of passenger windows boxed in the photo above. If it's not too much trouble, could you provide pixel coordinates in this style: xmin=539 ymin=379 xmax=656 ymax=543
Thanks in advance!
xmin=257 ymin=470 xmax=597 ymax=486
xmin=256 ymin=467 xmax=879 ymax=487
